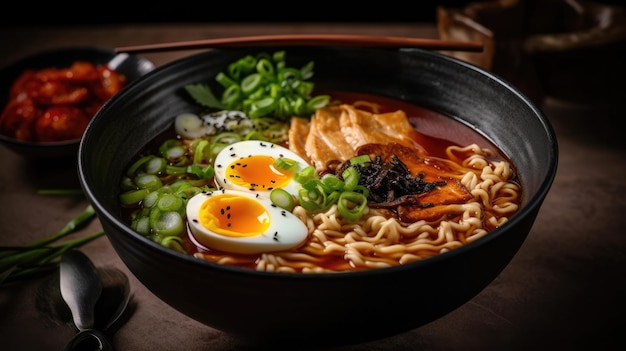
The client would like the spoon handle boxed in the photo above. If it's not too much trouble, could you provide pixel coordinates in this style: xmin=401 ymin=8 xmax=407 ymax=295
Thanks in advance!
xmin=63 ymin=329 xmax=115 ymax=351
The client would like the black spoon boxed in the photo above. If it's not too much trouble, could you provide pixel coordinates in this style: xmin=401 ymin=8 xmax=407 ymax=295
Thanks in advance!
xmin=59 ymin=250 xmax=116 ymax=351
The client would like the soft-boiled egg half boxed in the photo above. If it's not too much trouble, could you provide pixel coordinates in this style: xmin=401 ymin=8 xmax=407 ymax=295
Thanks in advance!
xmin=186 ymin=189 xmax=309 ymax=254
xmin=213 ymin=140 xmax=310 ymax=196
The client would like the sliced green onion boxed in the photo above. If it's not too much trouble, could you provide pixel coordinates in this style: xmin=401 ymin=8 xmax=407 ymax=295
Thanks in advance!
xmin=126 ymin=155 xmax=154 ymax=176
xmin=341 ymin=166 xmax=360 ymax=191
xmin=296 ymin=81 xmax=314 ymax=97
xmin=209 ymin=143 xmax=228 ymax=159
xmin=244 ymin=130 xmax=269 ymax=141
xmin=166 ymin=165 xmax=187 ymax=175
xmin=151 ymin=211 xmax=184 ymax=237
xmin=132 ymin=217 xmax=151 ymax=235
xmin=350 ymin=155 xmax=371 ymax=165
xmin=278 ymin=67 xmax=301 ymax=82
xmin=163 ymin=145 xmax=186 ymax=162
xmin=352 ymin=184 xmax=370 ymax=198
xmin=230 ymin=55 xmax=257 ymax=77
xmin=324 ymin=191 xmax=341 ymax=208
xmin=119 ymin=177 xmax=135 ymax=191
xmin=241 ymin=73 xmax=263 ymax=95
xmin=256 ymin=58 xmax=275 ymax=79
xmin=274 ymin=157 xmax=298 ymax=172
xmin=212 ymin=132 xmax=242 ymax=145
xmin=294 ymin=166 xmax=317 ymax=184
xmin=193 ymin=140 xmax=209 ymax=164
xmin=222 ymin=84 xmax=242 ymax=108
xmin=270 ymin=188 xmax=296 ymax=211
xmin=202 ymin=165 xmax=215 ymax=179
xmin=142 ymin=190 xmax=160 ymax=208
xmin=298 ymin=185 xmax=328 ymax=212
xmin=320 ymin=174 xmax=344 ymax=191
xmin=306 ymin=95 xmax=331 ymax=111
xmin=300 ymin=61 xmax=315 ymax=80
xmin=135 ymin=174 xmax=162 ymax=191
xmin=215 ymin=72 xmax=237 ymax=88
xmin=156 ymin=193 xmax=184 ymax=213
xmin=160 ymin=236 xmax=186 ymax=253
xmin=159 ymin=140 xmax=182 ymax=157
xmin=272 ymin=50 xmax=286 ymax=62
xmin=248 ymin=97 xmax=277 ymax=118
xmin=145 ymin=157 xmax=166 ymax=174
xmin=119 ymin=188 xmax=148 ymax=205
xmin=337 ymin=191 xmax=368 ymax=221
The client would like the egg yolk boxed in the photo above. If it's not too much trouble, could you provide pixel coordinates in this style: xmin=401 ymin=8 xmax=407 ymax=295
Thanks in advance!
xmin=225 ymin=155 xmax=295 ymax=191
xmin=198 ymin=193 xmax=270 ymax=237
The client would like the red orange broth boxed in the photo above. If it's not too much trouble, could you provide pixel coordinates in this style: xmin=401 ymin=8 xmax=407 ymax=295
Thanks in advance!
xmin=124 ymin=91 xmax=516 ymax=271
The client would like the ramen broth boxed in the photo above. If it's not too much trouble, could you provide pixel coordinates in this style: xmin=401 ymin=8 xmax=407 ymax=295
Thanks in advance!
xmin=121 ymin=91 xmax=521 ymax=273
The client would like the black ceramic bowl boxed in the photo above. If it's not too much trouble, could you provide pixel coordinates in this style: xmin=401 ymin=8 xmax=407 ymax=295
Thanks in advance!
xmin=0 ymin=46 xmax=155 ymax=161
xmin=78 ymin=46 xmax=558 ymax=347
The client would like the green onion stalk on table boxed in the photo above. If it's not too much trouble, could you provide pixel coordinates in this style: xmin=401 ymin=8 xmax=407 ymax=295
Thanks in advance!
xmin=0 ymin=190 xmax=103 ymax=287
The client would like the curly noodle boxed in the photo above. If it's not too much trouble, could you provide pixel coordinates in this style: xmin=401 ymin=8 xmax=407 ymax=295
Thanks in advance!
xmin=195 ymin=142 xmax=521 ymax=273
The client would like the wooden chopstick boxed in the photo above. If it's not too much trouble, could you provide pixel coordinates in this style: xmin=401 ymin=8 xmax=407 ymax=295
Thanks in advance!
xmin=115 ymin=34 xmax=484 ymax=54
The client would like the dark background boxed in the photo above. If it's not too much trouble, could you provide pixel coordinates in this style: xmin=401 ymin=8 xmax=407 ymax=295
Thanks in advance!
xmin=2 ymin=0 xmax=619 ymax=26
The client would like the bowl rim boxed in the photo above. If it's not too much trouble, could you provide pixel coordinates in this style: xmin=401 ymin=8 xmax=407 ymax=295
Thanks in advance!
xmin=79 ymin=46 xmax=559 ymax=279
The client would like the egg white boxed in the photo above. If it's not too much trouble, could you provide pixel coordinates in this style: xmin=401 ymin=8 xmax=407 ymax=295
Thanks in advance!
xmin=213 ymin=140 xmax=310 ymax=196
xmin=186 ymin=189 xmax=309 ymax=254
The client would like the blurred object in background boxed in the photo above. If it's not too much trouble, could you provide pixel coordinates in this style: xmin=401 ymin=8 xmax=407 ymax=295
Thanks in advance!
xmin=437 ymin=0 xmax=626 ymax=104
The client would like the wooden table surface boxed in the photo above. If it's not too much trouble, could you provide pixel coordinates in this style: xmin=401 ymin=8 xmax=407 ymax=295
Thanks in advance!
xmin=1 ymin=22 xmax=625 ymax=351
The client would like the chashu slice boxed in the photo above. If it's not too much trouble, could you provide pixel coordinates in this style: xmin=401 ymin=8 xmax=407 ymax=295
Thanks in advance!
xmin=299 ymin=105 xmax=355 ymax=171
xmin=289 ymin=104 xmax=427 ymax=172
xmin=339 ymin=104 xmax=425 ymax=154
xmin=288 ymin=117 xmax=310 ymax=163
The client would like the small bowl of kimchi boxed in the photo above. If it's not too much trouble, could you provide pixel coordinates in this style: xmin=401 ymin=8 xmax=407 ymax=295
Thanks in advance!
xmin=0 ymin=46 xmax=154 ymax=162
